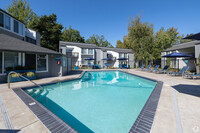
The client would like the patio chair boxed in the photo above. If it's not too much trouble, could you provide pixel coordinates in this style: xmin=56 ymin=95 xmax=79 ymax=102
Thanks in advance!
xmin=118 ymin=65 xmax=121 ymax=69
xmin=168 ymin=66 xmax=189 ymax=76
xmin=184 ymin=72 xmax=200 ymax=79
xmin=105 ymin=63 xmax=109 ymax=69
xmin=156 ymin=65 xmax=169 ymax=74
xmin=142 ymin=65 xmax=151 ymax=71
xmin=149 ymin=65 xmax=160 ymax=72
xmin=139 ymin=64 xmax=145 ymax=70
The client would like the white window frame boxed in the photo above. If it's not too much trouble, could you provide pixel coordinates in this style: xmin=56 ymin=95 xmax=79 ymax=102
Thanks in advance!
xmin=88 ymin=48 xmax=94 ymax=55
xmin=36 ymin=54 xmax=48 ymax=73
xmin=0 ymin=52 xmax=5 ymax=75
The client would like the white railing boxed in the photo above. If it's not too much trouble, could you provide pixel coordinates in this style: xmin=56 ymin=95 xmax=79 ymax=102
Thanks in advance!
xmin=8 ymin=71 xmax=44 ymax=90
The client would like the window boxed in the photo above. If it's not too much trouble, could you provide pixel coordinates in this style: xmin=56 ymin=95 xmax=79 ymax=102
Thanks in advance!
xmin=25 ymin=54 xmax=36 ymax=69
xmin=37 ymin=54 xmax=47 ymax=71
xmin=5 ymin=15 xmax=11 ymax=30
xmin=14 ymin=20 xmax=19 ymax=33
xmin=19 ymin=22 xmax=23 ymax=35
xmin=125 ymin=53 xmax=128 ymax=58
xmin=88 ymin=49 xmax=93 ymax=54
xmin=119 ymin=53 xmax=124 ymax=58
xmin=25 ymin=36 xmax=36 ymax=44
xmin=81 ymin=58 xmax=87 ymax=65
xmin=0 ymin=12 xmax=3 ymax=27
xmin=81 ymin=48 xmax=87 ymax=54
xmin=4 ymin=52 xmax=18 ymax=72
xmin=0 ymin=52 xmax=2 ymax=74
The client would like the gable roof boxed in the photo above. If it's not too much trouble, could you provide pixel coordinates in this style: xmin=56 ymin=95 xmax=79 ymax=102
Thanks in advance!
xmin=163 ymin=40 xmax=200 ymax=52
xmin=59 ymin=41 xmax=100 ymax=49
xmin=0 ymin=34 xmax=60 ymax=55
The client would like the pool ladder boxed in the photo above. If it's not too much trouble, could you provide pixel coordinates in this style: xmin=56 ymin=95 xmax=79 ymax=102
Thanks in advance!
xmin=8 ymin=71 xmax=44 ymax=91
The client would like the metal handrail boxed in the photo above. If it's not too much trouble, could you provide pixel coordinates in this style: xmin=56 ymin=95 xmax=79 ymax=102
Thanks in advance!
xmin=8 ymin=71 xmax=44 ymax=90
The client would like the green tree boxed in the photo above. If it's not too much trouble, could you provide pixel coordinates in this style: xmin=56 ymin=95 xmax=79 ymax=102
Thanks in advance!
xmin=7 ymin=0 xmax=37 ymax=27
xmin=61 ymin=26 xmax=85 ymax=43
xmin=86 ymin=34 xmax=113 ymax=47
xmin=31 ymin=14 xmax=63 ymax=51
xmin=180 ymin=33 xmax=194 ymax=43
xmin=127 ymin=16 xmax=154 ymax=65
xmin=153 ymin=27 xmax=181 ymax=59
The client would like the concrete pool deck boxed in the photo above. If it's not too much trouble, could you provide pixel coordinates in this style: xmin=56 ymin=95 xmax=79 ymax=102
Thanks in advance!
xmin=0 ymin=69 xmax=200 ymax=133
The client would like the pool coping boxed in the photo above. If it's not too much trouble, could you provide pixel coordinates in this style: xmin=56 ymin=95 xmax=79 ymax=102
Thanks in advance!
xmin=13 ymin=70 xmax=163 ymax=133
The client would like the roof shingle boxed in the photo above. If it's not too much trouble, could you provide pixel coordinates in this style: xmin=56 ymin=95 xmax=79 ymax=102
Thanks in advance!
xmin=0 ymin=34 xmax=60 ymax=54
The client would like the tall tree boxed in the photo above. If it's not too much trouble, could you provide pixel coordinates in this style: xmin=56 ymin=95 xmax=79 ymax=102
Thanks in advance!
xmin=116 ymin=40 xmax=126 ymax=48
xmin=86 ymin=34 xmax=113 ymax=47
xmin=31 ymin=14 xmax=63 ymax=51
xmin=180 ymin=33 xmax=194 ymax=43
xmin=153 ymin=27 xmax=181 ymax=59
xmin=61 ymin=26 xmax=85 ymax=43
xmin=127 ymin=16 xmax=154 ymax=65
xmin=7 ymin=0 xmax=37 ymax=27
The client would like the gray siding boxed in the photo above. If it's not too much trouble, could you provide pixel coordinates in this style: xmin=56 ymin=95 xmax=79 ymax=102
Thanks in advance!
xmin=0 ymin=28 xmax=24 ymax=40
xmin=128 ymin=53 xmax=134 ymax=68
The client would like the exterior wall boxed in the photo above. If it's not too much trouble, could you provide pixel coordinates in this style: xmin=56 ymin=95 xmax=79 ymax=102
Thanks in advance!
xmin=195 ymin=44 xmax=200 ymax=73
xmin=107 ymin=50 xmax=119 ymax=67
xmin=128 ymin=53 xmax=134 ymax=68
xmin=95 ymin=49 xmax=102 ymax=65
xmin=0 ymin=28 xmax=24 ymax=40
xmin=66 ymin=46 xmax=81 ymax=66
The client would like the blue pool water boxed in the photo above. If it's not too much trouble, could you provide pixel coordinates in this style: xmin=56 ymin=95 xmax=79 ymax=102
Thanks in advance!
xmin=25 ymin=71 xmax=156 ymax=133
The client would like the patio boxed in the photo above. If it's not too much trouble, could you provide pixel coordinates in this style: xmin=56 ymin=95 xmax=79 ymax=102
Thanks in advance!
xmin=0 ymin=69 xmax=200 ymax=133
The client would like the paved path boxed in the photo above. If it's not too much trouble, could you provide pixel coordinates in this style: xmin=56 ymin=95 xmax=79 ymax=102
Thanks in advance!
xmin=0 ymin=69 xmax=200 ymax=133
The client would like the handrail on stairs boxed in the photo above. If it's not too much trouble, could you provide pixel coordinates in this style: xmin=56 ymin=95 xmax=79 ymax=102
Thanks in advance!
xmin=8 ymin=71 xmax=44 ymax=90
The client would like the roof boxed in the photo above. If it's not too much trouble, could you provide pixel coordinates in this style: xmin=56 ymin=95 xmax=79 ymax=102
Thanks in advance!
xmin=59 ymin=41 xmax=133 ymax=53
xmin=163 ymin=40 xmax=200 ymax=52
xmin=0 ymin=9 xmax=25 ymax=25
xmin=0 ymin=34 xmax=60 ymax=55
xmin=183 ymin=32 xmax=200 ymax=40
xmin=59 ymin=41 xmax=100 ymax=49
xmin=100 ymin=47 xmax=133 ymax=53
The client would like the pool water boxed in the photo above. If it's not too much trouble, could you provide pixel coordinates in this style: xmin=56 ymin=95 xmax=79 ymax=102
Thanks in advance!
xmin=25 ymin=71 xmax=156 ymax=133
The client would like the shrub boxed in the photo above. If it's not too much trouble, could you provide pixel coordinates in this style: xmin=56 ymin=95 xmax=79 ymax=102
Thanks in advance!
xmin=26 ymin=72 xmax=35 ymax=77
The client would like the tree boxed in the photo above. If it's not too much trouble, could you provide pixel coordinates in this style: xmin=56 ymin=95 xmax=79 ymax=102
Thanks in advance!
xmin=116 ymin=40 xmax=126 ymax=48
xmin=31 ymin=14 xmax=63 ymax=51
xmin=180 ymin=33 xmax=194 ymax=43
xmin=86 ymin=34 xmax=113 ymax=47
xmin=127 ymin=16 xmax=154 ymax=65
xmin=61 ymin=26 xmax=85 ymax=43
xmin=7 ymin=0 xmax=37 ymax=27
xmin=153 ymin=27 xmax=181 ymax=59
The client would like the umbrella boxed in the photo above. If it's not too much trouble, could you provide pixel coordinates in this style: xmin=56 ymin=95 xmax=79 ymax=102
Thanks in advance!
xmin=102 ymin=58 xmax=111 ymax=60
xmin=183 ymin=32 xmax=200 ymax=40
xmin=84 ymin=58 xmax=95 ymax=69
xmin=84 ymin=58 xmax=95 ymax=60
xmin=117 ymin=57 xmax=128 ymax=60
xmin=162 ymin=52 xmax=192 ymax=71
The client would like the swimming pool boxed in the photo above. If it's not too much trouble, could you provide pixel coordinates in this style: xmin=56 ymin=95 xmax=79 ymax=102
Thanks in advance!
xmin=25 ymin=71 xmax=157 ymax=133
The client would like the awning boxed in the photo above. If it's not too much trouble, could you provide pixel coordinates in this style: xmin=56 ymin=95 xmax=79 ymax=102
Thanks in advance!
xmin=102 ymin=58 xmax=111 ymax=60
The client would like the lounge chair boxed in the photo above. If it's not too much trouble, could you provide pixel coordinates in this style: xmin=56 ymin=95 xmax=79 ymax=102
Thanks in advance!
xmin=139 ymin=64 xmax=145 ymax=70
xmin=184 ymin=72 xmax=200 ymax=79
xmin=156 ymin=65 xmax=169 ymax=74
xmin=168 ymin=66 xmax=189 ymax=76
xmin=149 ymin=65 xmax=160 ymax=72
xmin=142 ymin=65 xmax=151 ymax=71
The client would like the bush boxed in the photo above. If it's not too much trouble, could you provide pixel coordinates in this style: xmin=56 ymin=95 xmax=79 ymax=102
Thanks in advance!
xmin=10 ymin=73 xmax=19 ymax=78
xmin=26 ymin=72 xmax=35 ymax=77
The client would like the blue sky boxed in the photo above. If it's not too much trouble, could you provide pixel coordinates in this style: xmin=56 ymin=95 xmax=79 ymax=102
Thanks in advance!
xmin=1 ymin=0 xmax=200 ymax=47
